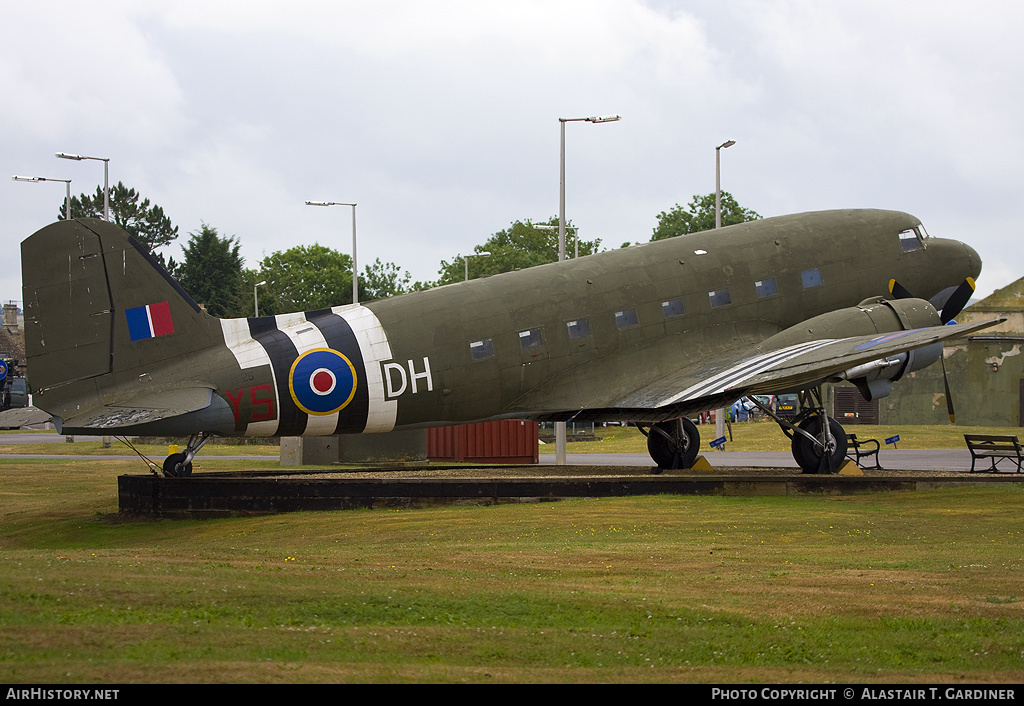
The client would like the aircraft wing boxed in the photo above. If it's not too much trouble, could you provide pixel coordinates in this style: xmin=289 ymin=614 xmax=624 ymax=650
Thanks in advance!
xmin=613 ymin=318 xmax=1002 ymax=413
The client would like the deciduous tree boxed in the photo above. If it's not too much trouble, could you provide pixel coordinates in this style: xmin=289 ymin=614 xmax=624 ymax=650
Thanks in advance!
xmin=651 ymin=192 xmax=761 ymax=241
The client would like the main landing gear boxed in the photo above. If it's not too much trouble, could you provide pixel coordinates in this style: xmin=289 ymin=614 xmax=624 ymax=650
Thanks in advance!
xmin=161 ymin=432 xmax=213 ymax=478
xmin=747 ymin=388 xmax=848 ymax=474
xmin=637 ymin=417 xmax=700 ymax=472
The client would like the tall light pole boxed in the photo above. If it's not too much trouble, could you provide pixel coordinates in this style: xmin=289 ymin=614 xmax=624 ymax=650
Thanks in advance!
xmin=305 ymin=201 xmax=358 ymax=304
xmin=559 ymin=115 xmax=619 ymax=263
xmin=556 ymin=114 xmax=620 ymax=465
xmin=254 ymin=280 xmax=267 ymax=317
xmin=56 ymin=152 xmax=109 ymax=221
xmin=12 ymin=176 xmax=72 ymax=220
xmin=463 ymin=251 xmax=491 ymax=281
xmin=715 ymin=140 xmax=735 ymax=229
xmin=714 ymin=140 xmax=735 ymax=445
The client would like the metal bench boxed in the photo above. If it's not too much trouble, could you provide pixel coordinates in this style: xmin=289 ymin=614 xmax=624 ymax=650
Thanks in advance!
xmin=963 ymin=434 xmax=1024 ymax=473
xmin=846 ymin=433 xmax=882 ymax=470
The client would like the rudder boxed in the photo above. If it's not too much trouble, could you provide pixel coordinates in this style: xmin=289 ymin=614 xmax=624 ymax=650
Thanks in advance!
xmin=21 ymin=218 xmax=218 ymax=394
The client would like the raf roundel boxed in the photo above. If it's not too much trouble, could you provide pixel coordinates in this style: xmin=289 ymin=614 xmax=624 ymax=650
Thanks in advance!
xmin=288 ymin=348 xmax=358 ymax=416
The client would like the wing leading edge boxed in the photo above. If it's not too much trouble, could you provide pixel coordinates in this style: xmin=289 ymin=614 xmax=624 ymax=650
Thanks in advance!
xmin=615 ymin=318 xmax=1002 ymax=413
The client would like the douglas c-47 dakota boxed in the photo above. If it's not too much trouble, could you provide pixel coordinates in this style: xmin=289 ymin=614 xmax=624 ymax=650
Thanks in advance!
xmin=17 ymin=209 xmax=998 ymax=475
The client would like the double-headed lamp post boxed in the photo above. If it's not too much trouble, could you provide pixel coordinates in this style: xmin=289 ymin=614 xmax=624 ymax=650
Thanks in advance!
xmin=714 ymin=140 xmax=735 ymax=444
xmin=556 ymin=114 xmax=620 ymax=465
xmin=534 ymin=224 xmax=580 ymax=259
xmin=12 ymin=176 xmax=72 ymax=220
xmin=463 ymin=251 xmax=491 ymax=281
xmin=305 ymin=201 xmax=358 ymax=304
xmin=56 ymin=152 xmax=109 ymax=221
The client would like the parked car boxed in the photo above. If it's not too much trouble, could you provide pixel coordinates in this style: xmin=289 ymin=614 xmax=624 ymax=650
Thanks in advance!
xmin=776 ymin=393 xmax=799 ymax=419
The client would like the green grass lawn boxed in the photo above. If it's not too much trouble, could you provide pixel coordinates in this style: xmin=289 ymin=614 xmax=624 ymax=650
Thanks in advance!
xmin=1 ymin=456 xmax=1022 ymax=683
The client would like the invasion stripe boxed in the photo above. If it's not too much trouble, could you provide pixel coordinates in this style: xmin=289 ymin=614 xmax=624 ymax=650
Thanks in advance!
xmin=659 ymin=340 xmax=836 ymax=407
xmin=249 ymin=316 xmax=306 ymax=437
xmin=305 ymin=308 xmax=372 ymax=434
xmin=220 ymin=317 xmax=280 ymax=436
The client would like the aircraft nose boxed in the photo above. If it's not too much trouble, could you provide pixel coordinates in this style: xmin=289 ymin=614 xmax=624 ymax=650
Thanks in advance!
xmin=962 ymin=241 xmax=982 ymax=280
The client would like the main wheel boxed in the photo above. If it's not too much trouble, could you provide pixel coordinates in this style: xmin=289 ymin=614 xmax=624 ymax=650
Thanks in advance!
xmin=647 ymin=418 xmax=700 ymax=469
xmin=791 ymin=417 xmax=847 ymax=474
xmin=162 ymin=452 xmax=193 ymax=478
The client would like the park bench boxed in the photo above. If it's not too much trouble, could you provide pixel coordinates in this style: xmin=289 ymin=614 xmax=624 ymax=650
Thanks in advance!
xmin=963 ymin=434 xmax=1024 ymax=473
xmin=846 ymin=433 xmax=882 ymax=470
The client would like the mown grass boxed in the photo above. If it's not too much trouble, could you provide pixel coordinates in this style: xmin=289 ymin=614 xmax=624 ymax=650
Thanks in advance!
xmin=0 ymin=457 xmax=1022 ymax=683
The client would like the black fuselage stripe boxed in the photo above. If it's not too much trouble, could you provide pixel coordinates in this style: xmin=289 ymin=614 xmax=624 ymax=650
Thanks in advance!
xmin=305 ymin=309 xmax=370 ymax=434
xmin=248 ymin=317 xmax=307 ymax=436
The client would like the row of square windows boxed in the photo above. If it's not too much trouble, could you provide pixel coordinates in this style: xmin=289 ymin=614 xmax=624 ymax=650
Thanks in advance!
xmin=469 ymin=267 xmax=824 ymax=360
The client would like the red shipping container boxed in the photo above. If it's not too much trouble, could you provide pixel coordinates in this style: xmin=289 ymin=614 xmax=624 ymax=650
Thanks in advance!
xmin=427 ymin=420 xmax=539 ymax=464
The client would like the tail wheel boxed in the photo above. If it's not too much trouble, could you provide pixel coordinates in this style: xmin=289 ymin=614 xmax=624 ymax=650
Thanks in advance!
xmin=647 ymin=418 xmax=700 ymax=470
xmin=162 ymin=452 xmax=193 ymax=478
xmin=791 ymin=417 xmax=847 ymax=474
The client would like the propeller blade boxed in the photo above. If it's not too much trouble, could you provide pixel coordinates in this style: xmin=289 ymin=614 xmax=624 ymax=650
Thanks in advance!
xmin=888 ymin=279 xmax=914 ymax=299
xmin=940 ymin=277 xmax=975 ymax=324
xmin=940 ymin=355 xmax=955 ymax=424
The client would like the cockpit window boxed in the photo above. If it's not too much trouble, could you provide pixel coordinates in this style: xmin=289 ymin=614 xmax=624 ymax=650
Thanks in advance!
xmin=898 ymin=226 xmax=927 ymax=252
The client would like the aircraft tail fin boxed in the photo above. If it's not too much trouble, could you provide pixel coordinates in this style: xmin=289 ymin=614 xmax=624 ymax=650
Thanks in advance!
xmin=21 ymin=218 xmax=221 ymax=401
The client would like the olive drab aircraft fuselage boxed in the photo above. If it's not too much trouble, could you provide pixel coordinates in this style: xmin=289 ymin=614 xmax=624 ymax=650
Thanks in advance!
xmin=19 ymin=210 xmax=997 ymax=475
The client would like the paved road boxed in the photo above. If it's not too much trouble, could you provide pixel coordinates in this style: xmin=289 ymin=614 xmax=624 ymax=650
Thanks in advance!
xmin=540 ymin=450 xmax=1002 ymax=473
xmin=2 ymin=432 xmax=1018 ymax=473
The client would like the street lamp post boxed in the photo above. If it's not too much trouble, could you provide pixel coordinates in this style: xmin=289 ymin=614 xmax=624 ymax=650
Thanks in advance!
xmin=305 ymin=201 xmax=358 ymax=304
xmin=463 ymin=251 xmax=491 ymax=281
xmin=714 ymin=140 xmax=735 ymax=445
xmin=56 ymin=153 xmax=109 ymax=221
xmin=12 ymin=176 xmax=72 ymax=220
xmin=254 ymin=280 xmax=267 ymax=317
xmin=715 ymin=140 xmax=735 ymax=229
xmin=556 ymin=114 xmax=620 ymax=465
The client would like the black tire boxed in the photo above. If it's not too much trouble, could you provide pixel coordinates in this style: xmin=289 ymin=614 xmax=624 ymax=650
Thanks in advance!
xmin=791 ymin=417 xmax=847 ymax=474
xmin=162 ymin=452 xmax=193 ymax=478
xmin=647 ymin=418 xmax=700 ymax=469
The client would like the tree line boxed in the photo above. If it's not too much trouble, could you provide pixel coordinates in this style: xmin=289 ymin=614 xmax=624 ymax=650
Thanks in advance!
xmin=60 ymin=183 xmax=760 ymax=317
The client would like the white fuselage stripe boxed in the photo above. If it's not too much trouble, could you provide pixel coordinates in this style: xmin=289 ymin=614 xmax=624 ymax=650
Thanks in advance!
xmin=220 ymin=318 xmax=281 ymax=436
xmin=332 ymin=305 xmax=397 ymax=433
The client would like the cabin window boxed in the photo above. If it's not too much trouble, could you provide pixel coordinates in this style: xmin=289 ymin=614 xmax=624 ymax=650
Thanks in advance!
xmin=755 ymin=278 xmax=778 ymax=298
xmin=519 ymin=328 xmax=543 ymax=349
xmin=708 ymin=290 xmax=731 ymax=308
xmin=470 ymin=339 xmax=495 ymax=360
xmin=899 ymin=227 xmax=925 ymax=252
xmin=801 ymin=268 xmax=823 ymax=288
xmin=615 ymin=309 xmax=639 ymax=329
xmin=662 ymin=299 xmax=684 ymax=318
xmin=566 ymin=319 xmax=590 ymax=339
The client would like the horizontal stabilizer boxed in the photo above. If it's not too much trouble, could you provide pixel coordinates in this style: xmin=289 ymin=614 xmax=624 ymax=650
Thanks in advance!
xmin=0 ymin=406 xmax=52 ymax=429
xmin=59 ymin=387 xmax=215 ymax=431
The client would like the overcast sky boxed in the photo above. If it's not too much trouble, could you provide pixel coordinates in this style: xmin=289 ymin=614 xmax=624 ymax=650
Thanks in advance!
xmin=4 ymin=1 xmax=1022 ymax=307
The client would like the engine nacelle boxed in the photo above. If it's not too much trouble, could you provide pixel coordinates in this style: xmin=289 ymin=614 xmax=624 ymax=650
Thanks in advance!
xmin=759 ymin=296 xmax=945 ymax=401
xmin=841 ymin=342 xmax=943 ymax=401
xmin=761 ymin=296 xmax=942 ymax=350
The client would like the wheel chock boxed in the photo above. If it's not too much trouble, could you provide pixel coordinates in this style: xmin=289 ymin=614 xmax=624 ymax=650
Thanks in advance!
xmin=689 ymin=455 xmax=715 ymax=472
xmin=838 ymin=459 xmax=863 ymax=475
